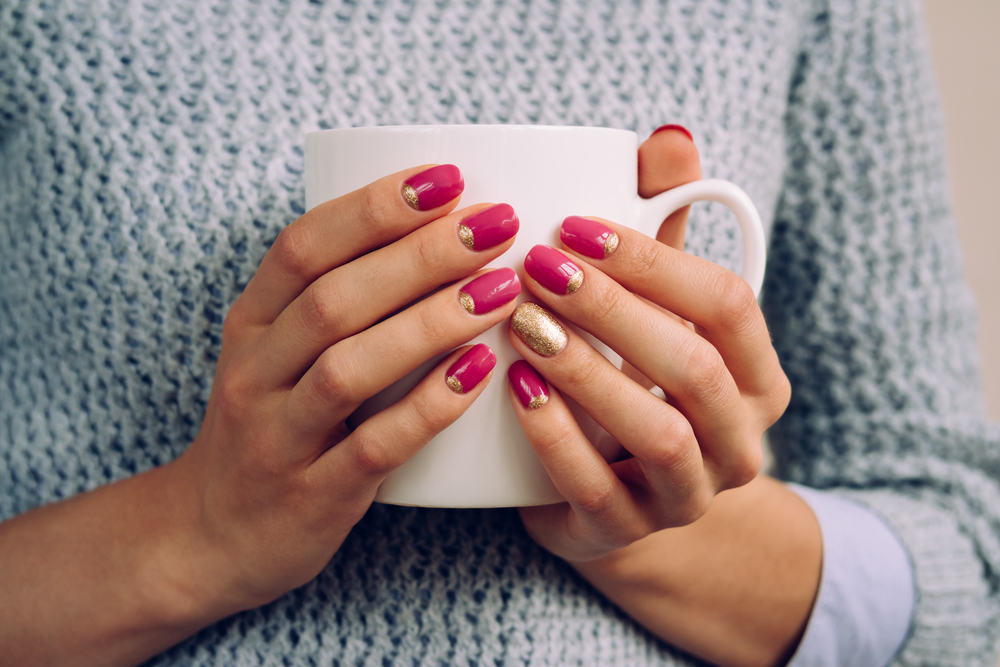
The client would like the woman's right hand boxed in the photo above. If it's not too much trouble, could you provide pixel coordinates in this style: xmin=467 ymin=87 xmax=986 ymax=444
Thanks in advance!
xmin=164 ymin=164 xmax=520 ymax=620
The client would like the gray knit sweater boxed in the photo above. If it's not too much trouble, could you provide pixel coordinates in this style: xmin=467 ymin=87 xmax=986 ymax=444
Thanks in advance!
xmin=1 ymin=0 xmax=998 ymax=665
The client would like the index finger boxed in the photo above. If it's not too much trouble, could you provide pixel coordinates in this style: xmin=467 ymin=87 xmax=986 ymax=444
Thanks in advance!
xmin=558 ymin=217 xmax=778 ymax=396
xmin=235 ymin=164 xmax=464 ymax=327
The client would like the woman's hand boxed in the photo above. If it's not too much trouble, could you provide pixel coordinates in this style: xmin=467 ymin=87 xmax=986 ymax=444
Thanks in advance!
xmin=172 ymin=165 xmax=523 ymax=615
xmin=0 ymin=164 xmax=522 ymax=667
xmin=507 ymin=130 xmax=791 ymax=563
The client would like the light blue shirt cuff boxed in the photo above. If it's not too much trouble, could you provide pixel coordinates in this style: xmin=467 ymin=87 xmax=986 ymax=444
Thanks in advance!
xmin=785 ymin=484 xmax=915 ymax=667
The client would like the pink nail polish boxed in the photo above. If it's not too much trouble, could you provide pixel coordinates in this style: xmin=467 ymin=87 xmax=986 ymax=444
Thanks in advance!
xmin=524 ymin=245 xmax=584 ymax=295
xmin=402 ymin=165 xmax=465 ymax=211
xmin=445 ymin=344 xmax=497 ymax=394
xmin=458 ymin=268 xmax=521 ymax=315
xmin=508 ymin=359 xmax=549 ymax=410
xmin=651 ymin=124 xmax=694 ymax=141
xmin=560 ymin=217 xmax=619 ymax=259
xmin=458 ymin=204 xmax=520 ymax=251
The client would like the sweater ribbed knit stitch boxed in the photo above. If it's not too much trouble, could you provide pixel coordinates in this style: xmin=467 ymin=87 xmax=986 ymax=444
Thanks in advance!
xmin=1 ymin=0 xmax=997 ymax=665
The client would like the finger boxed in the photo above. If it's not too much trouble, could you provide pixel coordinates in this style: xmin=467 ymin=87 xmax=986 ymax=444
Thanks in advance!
xmin=558 ymin=220 xmax=781 ymax=397
xmin=506 ymin=302 xmax=721 ymax=495
xmin=256 ymin=203 xmax=518 ymax=386
xmin=286 ymin=267 xmax=520 ymax=440
xmin=310 ymin=344 xmax=496 ymax=505
xmin=233 ymin=164 xmax=465 ymax=327
xmin=638 ymin=125 xmax=700 ymax=250
xmin=521 ymin=244 xmax=753 ymax=477
xmin=506 ymin=360 xmax=645 ymax=551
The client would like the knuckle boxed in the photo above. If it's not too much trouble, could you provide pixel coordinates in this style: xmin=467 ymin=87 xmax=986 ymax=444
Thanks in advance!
xmin=562 ymin=350 xmax=607 ymax=392
xmin=647 ymin=414 xmax=696 ymax=471
xmin=416 ymin=303 xmax=452 ymax=348
xmin=301 ymin=283 xmax=345 ymax=334
xmin=215 ymin=367 xmax=254 ymax=419
xmin=408 ymin=389 xmax=455 ymax=440
xmin=574 ymin=477 xmax=617 ymax=516
xmin=678 ymin=341 xmax=731 ymax=407
xmin=222 ymin=300 xmax=249 ymax=344
xmin=587 ymin=281 xmax=633 ymax=331
xmin=359 ymin=184 xmax=395 ymax=239
xmin=312 ymin=355 xmax=356 ymax=407
xmin=409 ymin=229 xmax=443 ymax=276
xmin=349 ymin=428 xmax=395 ymax=477
xmin=271 ymin=226 xmax=312 ymax=280
xmin=629 ymin=239 xmax=662 ymax=280
xmin=712 ymin=273 xmax=758 ymax=335
xmin=726 ymin=445 xmax=764 ymax=488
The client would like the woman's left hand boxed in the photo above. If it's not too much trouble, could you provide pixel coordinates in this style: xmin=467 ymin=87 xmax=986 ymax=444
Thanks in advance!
xmin=508 ymin=128 xmax=791 ymax=563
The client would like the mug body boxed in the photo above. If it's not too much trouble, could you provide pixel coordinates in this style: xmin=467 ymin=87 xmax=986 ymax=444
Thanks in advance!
xmin=305 ymin=125 xmax=638 ymax=507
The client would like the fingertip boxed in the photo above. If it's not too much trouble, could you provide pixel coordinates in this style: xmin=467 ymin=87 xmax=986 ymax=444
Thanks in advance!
xmin=508 ymin=359 xmax=550 ymax=410
xmin=402 ymin=164 xmax=465 ymax=211
xmin=638 ymin=126 xmax=702 ymax=200
xmin=444 ymin=343 xmax=497 ymax=395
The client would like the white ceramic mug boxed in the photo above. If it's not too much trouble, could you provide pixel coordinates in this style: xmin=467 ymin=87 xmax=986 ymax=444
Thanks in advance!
xmin=305 ymin=125 xmax=765 ymax=508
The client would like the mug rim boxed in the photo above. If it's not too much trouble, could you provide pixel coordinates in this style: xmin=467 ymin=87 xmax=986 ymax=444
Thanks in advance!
xmin=306 ymin=124 xmax=635 ymax=141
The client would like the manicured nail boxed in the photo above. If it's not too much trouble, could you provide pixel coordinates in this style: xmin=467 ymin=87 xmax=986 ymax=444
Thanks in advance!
xmin=458 ymin=268 xmax=521 ymax=315
xmin=510 ymin=302 xmax=567 ymax=357
xmin=445 ymin=344 xmax=497 ymax=394
xmin=524 ymin=245 xmax=584 ymax=295
xmin=508 ymin=359 xmax=549 ymax=409
xmin=560 ymin=217 xmax=619 ymax=259
xmin=402 ymin=165 xmax=465 ymax=211
xmin=651 ymin=124 xmax=693 ymax=142
xmin=458 ymin=204 xmax=520 ymax=251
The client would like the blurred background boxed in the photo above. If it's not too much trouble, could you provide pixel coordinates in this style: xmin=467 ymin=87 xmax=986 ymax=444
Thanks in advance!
xmin=923 ymin=0 xmax=1000 ymax=421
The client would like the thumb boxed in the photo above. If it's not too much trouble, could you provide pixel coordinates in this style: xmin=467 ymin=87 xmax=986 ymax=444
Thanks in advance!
xmin=638 ymin=124 xmax=701 ymax=250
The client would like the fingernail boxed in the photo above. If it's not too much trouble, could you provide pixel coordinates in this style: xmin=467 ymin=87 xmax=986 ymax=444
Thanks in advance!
xmin=524 ymin=245 xmax=584 ymax=295
xmin=510 ymin=302 xmax=567 ymax=357
xmin=458 ymin=268 xmax=521 ymax=315
xmin=560 ymin=217 xmax=619 ymax=259
xmin=445 ymin=344 xmax=497 ymax=394
xmin=402 ymin=165 xmax=465 ymax=211
xmin=508 ymin=359 xmax=549 ymax=409
xmin=651 ymin=124 xmax=694 ymax=142
xmin=458 ymin=204 xmax=520 ymax=251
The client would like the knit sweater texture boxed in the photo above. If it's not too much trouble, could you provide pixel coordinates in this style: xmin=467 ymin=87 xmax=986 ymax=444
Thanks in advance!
xmin=1 ymin=0 xmax=998 ymax=664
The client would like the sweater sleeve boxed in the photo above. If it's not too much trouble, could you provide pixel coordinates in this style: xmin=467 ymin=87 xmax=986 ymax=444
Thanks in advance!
xmin=762 ymin=1 xmax=1000 ymax=664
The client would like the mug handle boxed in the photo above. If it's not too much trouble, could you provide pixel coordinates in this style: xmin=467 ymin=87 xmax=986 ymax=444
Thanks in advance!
xmin=632 ymin=179 xmax=766 ymax=297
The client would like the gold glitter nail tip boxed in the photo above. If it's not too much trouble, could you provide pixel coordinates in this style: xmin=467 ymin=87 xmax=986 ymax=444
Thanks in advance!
xmin=459 ymin=291 xmax=475 ymax=314
xmin=458 ymin=224 xmax=475 ymax=249
xmin=604 ymin=232 xmax=619 ymax=257
xmin=446 ymin=376 xmax=464 ymax=394
xmin=511 ymin=302 xmax=568 ymax=357
xmin=565 ymin=270 xmax=584 ymax=294
xmin=402 ymin=184 xmax=420 ymax=209
xmin=528 ymin=394 xmax=549 ymax=410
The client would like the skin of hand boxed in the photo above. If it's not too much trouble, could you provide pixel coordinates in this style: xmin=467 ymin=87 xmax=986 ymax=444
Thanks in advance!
xmin=508 ymin=129 xmax=820 ymax=667
xmin=0 ymin=166 xmax=520 ymax=667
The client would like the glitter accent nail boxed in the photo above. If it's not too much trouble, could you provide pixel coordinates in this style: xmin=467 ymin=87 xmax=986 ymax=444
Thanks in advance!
xmin=508 ymin=359 xmax=550 ymax=410
xmin=445 ymin=344 xmax=496 ymax=395
xmin=510 ymin=302 xmax=567 ymax=357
